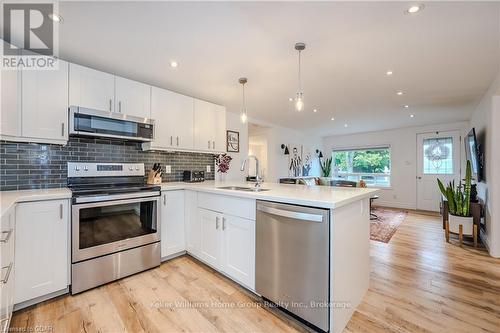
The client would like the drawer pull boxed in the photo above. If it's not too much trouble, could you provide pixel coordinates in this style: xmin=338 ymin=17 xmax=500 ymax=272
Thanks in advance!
xmin=0 ymin=229 xmax=12 ymax=243
xmin=1 ymin=262 xmax=13 ymax=284
xmin=222 ymin=217 xmax=226 ymax=230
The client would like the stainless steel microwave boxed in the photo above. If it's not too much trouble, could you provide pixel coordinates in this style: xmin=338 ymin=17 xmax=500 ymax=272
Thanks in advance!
xmin=69 ymin=106 xmax=154 ymax=142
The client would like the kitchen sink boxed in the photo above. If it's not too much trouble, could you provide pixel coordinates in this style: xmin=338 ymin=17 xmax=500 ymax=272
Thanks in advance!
xmin=217 ymin=186 xmax=270 ymax=192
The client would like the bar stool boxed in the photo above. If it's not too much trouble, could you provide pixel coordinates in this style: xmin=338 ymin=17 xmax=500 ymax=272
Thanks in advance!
xmin=370 ymin=195 xmax=379 ymax=220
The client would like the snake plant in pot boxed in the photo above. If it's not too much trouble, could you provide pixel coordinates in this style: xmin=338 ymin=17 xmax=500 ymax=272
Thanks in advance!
xmin=437 ymin=160 xmax=473 ymax=236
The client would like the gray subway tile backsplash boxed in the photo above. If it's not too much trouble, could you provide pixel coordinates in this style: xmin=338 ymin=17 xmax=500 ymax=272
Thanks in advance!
xmin=0 ymin=137 xmax=215 ymax=191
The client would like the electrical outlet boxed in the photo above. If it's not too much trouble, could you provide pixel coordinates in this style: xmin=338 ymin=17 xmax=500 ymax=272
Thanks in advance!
xmin=206 ymin=165 xmax=211 ymax=173
xmin=165 ymin=165 xmax=172 ymax=174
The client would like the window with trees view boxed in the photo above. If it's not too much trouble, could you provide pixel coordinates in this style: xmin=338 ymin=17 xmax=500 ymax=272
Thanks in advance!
xmin=332 ymin=147 xmax=391 ymax=187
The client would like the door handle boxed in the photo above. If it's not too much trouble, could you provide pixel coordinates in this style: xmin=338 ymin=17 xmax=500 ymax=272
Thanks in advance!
xmin=1 ymin=263 xmax=13 ymax=284
xmin=109 ymin=99 xmax=112 ymax=111
xmin=417 ymin=176 xmax=422 ymax=179
xmin=257 ymin=205 xmax=324 ymax=222
xmin=119 ymin=101 xmax=122 ymax=113
xmin=176 ymin=136 xmax=179 ymax=146
xmin=222 ymin=217 xmax=226 ymax=230
xmin=61 ymin=122 xmax=65 ymax=137
xmin=212 ymin=141 xmax=215 ymax=149
xmin=0 ymin=229 xmax=12 ymax=243
xmin=208 ymin=140 xmax=211 ymax=149
xmin=216 ymin=216 xmax=220 ymax=229
xmin=170 ymin=136 xmax=173 ymax=146
xmin=163 ymin=194 xmax=167 ymax=205
xmin=60 ymin=203 xmax=64 ymax=219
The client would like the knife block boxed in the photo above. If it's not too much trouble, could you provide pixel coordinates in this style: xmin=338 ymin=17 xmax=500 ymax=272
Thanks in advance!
xmin=147 ymin=170 xmax=162 ymax=185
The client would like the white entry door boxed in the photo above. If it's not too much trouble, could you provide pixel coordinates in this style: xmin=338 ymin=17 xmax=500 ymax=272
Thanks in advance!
xmin=416 ymin=131 xmax=461 ymax=212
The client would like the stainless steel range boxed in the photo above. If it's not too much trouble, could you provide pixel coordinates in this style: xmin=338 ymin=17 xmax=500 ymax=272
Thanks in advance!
xmin=68 ymin=162 xmax=161 ymax=294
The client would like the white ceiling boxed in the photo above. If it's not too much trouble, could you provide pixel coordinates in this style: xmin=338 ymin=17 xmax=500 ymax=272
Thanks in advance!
xmin=29 ymin=2 xmax=500 ymax=135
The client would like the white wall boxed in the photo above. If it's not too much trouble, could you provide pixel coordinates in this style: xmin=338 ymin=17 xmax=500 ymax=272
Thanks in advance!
xmin=322 ymin=121 xmax=469 ymax=210
xmin=469 ymin=73 xmax=500 ymax=257
xmin=249 ymin=122 xmax=322 ymax=183
xmin=224 ymin=112 xmax=248 ymax=181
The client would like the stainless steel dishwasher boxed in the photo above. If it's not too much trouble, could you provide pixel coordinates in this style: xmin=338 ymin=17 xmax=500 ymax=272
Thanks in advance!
xmin=256 ymin=200 xmax=330 ymax=332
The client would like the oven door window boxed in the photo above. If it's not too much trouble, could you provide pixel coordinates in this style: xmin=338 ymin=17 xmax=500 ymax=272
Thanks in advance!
xmin=78 ymin=200 xmax=157 ymax=249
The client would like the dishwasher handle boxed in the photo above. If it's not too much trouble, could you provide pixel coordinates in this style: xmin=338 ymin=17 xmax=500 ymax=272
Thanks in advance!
xmin=257 ymin=205 xmax=324 ymax=222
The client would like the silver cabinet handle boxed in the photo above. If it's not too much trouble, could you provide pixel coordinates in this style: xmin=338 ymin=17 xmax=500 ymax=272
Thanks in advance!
xmin=109 ymin=99 xmax=112 ymax=111
xmin=1 ymin=263 xmax=13 ymax=284
xmin=119 ymin=101 xmax=122 ymax=113
xmin=208 ymin=140 xmax=211 ymax=149
xmin=176 ymin=136 xmax=179 ymax=146
xmin=212 ymin=141 xmax=215 ymax=149
xmin=222 ymin=217 xmax=226 ymax=230
xmin=0 ymin=230 xmax=12 ymax=243
xmin=257 ymin=205 xmax=324 ymax=222
xmin=61 ymin=122 xmax=65 ymax=137
xmin=170 ymin=136 xmax=173 ymax=146
xmin=59 ymin=203 xmax=63 ymax=219
xmin=216 ymin=216 xmax=220 ymax=229
xmin=163 ymin=194 xmax=166 ymax=205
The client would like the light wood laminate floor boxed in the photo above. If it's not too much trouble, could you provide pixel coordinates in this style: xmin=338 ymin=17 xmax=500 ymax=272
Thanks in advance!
xmin=11 ymin=211 xmax=500 ymax=333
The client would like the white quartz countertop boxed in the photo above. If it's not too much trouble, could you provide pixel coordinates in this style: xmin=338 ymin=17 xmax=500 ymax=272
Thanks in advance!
xmin=0 ymin=188 xmax=72 ymax=217
xmin=161 ymin=181 xmax=379 ymax=209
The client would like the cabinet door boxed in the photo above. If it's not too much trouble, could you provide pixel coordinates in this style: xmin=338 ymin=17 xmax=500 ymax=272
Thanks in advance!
xmin=213 ymin=105 xmax=227 ymax=152
xmin=0 ymin=41 xmax=21 ymax=137
xmin=185 ymin=191 xmax=200 ymax=256
xmin=151 ymin=87 xmax=193 ymax=149
xmin=198 ymin=208 xmax=222 ymax=268
xmin=0 ymin=208 xmax=15 ymax=329
xmin=193 ymin=99 xmax=216 ymax=151
xmin=69 ymin=63 xmax=115 ymax=112
xmin=161 ymin=190 xmax=186 ymax=258
xmin=21 ymin=59 xmax=68 ymax=142
xmin=115 ymin=76 xmax=151 ymax=118
xmin=15 ymin=200 xmax=69 ymax=304
xmin=222 ymin=215 xmax=255 ymax=289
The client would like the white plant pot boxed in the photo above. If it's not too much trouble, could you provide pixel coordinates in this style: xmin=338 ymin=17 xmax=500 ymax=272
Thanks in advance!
xmin=448 ymin=214 xmax=473 ymax=235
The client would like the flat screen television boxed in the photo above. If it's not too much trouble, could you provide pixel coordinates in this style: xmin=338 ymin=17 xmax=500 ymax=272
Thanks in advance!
xmin=464 ymin=128 xmax=483 ymax=182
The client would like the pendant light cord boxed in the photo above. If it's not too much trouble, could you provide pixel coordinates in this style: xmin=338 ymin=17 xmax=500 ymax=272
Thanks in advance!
xmin=298 ymin=50 xmax=302 ymax=92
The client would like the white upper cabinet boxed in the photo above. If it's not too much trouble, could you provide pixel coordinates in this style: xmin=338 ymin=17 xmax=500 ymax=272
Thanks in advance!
xmin=114 ymin=76 xmax=151 ymax=118
xmin=21 ymin=58 xmax=68 ymax=142
xmin=193 ymin=99 xmax=226 ymax=152
xmin=148 ymin=87 xmax=193 ymax=150
xmin=0 ymin=41 xmax=21 ymax=138
xmin=69 ymin=63 xmax=115 ymax=112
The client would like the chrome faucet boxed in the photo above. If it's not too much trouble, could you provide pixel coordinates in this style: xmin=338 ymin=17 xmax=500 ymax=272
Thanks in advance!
xmin=241 ymin=155 xmax=262 ymax=188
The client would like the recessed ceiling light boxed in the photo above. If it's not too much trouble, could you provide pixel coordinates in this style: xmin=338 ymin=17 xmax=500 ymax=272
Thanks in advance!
xmin=289 ymin=97 xmax=293 ymax=102
xmin=170 ymin=61 xmax=178 ymax=68
xmin=404 ymin=105 xmax=409 ymax=109
xmin=386 ymin=70 xmax=393 ymax=76
xmin=410 ymin=114 xmax=415 ymax=118
xmin=48 ymin=13 xmax=63 ymax=23
xmin=313 ymin=109 xmax=317 ymax=113
xmin=344 ymin=123 xmax=348 ymax=128
xmin=397 ymin=91 xmax=404 ymax=96
xmin=331 ymin=117 xmax=335 ymax=121
xmin=405 ymin=4 xmax=424 ymax=14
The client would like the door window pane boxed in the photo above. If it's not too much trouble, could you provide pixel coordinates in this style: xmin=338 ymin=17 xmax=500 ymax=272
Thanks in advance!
xmin=79 ymin=201 xmax=157 ymax=249
xmin=423 ymin=137 xmax=453 ymax=174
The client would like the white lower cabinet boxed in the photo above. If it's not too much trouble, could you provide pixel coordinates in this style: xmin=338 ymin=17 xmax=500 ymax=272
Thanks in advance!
xmin=0 ymin=207 xmax=15 ymax=333
xmin=160 ymin=190 xmax=186 ymax=258
xmin=184 ymin=191 xmax=200 ymax=256
xmin=197 ymin=205 xmax=256 ymax=290
xmin=14 ymin=200 xmax=69 ymax=305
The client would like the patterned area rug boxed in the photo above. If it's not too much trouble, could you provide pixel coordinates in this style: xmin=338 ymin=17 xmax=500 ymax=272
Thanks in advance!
xmin=370 ymin=208 xmax=407 ymax=243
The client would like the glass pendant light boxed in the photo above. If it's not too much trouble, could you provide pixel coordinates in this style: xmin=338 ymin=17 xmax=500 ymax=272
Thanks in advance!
xmin=239 ymin=77 xmax=248 ymax=123
xmin=294 ymin=42 xmax=306 ymax=112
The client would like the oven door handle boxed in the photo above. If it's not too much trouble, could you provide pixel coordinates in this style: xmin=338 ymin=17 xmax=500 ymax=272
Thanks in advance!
xmin=74 ymin=191 xmax=161 ymax=204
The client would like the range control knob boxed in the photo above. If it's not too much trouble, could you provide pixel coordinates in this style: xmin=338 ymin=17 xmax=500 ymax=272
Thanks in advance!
xmin=84 ymin=166 xmax=88 ymax=171
xmin=129 ymin=166 xmax=133 ymax=171
xmin=135 ymin=166 xmax=140 ymax=171
xmin=75 ymin=166 xmax=80 ymax=171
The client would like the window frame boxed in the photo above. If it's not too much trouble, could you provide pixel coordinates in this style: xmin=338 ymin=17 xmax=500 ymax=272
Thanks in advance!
xmin=332 ymin=145 xmax=392 ymax=188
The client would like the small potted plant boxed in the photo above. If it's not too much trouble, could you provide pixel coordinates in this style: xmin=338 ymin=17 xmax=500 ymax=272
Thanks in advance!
xmin=319 ymin=156 xmax=332 ymax=186
xmin=437 ymin=160 xmax=474 ymax=244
